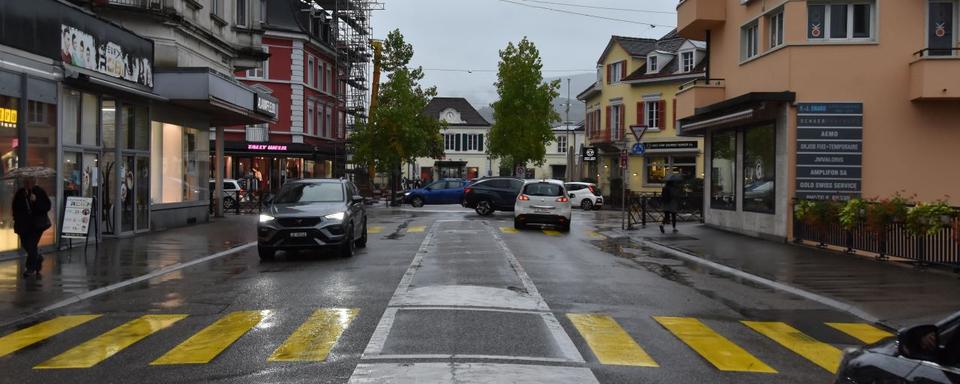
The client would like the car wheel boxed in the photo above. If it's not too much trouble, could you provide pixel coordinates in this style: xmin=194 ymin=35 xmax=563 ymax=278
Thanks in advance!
xmin=224 ymin=197 xmax=237 ymax=210
xmin=561 ymin=222 xmax=571 ymax=232
xmin=356 ymin=219 xmax=368 ymax=248
xmin=340 ymin=227 xmax=355 ymax=258
xmin=410 ymin=196 xmax=424 ymax=208
xmin=580 ymin=199 xmax=593 ymax=210
xmin=514 ymin=220 xmax=524 ymax=230
xmin=258 ymin=246 xmax=275 ymax=261
xmin=475 ymin=200 xmax=494 ymax=216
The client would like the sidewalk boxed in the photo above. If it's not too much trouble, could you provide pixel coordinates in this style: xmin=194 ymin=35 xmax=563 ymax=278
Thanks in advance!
xmin=623 ymin=223 xmax=960 ymax=329
xmin=0 ymin=215 xmax=257 ymax=325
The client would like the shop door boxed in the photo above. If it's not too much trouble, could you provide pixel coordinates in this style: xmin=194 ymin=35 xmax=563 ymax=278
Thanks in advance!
xmin=118 ymin=154 xmax=150 ymax=234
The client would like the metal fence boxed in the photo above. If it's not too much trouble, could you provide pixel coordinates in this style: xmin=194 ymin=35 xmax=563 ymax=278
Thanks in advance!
xmin=209 ymin=190 xmax=268 ymax=215
xmin=627 ymin=191 xmax=704 ymax=229
xmin=793 ymin=204 xmax=960 ymax=268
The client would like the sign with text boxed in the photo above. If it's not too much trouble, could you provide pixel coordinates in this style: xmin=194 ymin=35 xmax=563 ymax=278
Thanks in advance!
xmin=643 ymin=141 xmax=699 ymax=151
xmin=581 ymin=147 xmax=597 ymax=162
xmin=247 ymin=144 xmax=288 ymax=151
xmin=62 ymin=197 xmax=93 ymax=239
xmin=795 ymin=102 xmax=863 ymax=200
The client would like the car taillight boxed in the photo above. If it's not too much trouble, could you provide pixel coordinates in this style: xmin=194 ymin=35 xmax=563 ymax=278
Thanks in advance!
xmin=518 ymin=194 xmax=530 ymax=201
xmin=556 ymin=197 xmax=569 ymax=203
xmin=588 ymin=185 xmax=596 ymax=194
xmin=464 ymin=188 xmax=472 ymax=194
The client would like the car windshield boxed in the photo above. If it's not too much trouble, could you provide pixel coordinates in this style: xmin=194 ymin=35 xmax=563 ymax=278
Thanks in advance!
xmin=273 ymin=183 xmax=344 ymax=204
xmin=524 ymin=183 xmax=563 ymax=196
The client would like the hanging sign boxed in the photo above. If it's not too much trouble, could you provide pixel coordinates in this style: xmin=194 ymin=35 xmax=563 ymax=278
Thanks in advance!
xmin=62 ymin=197 xmax=93 ymax=239
xmin=581 ymin=147 xmax=598 ymax=162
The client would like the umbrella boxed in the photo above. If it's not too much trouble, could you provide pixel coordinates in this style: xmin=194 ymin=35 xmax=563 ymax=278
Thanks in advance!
xmin=666 ymin=172 xmax=684 ymax=182
xmin=2 ymin=166 xmax=56 ymax=180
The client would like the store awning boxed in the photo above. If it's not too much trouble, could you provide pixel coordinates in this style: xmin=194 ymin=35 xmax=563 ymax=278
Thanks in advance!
xmin=153 ymin=68 xmax=278 ymax=126
xmin=678 ymin=91 xmax=795 ymax=136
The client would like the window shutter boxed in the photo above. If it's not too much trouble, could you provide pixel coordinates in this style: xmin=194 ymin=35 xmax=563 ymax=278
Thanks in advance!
xmin=605 ymin=106 xmax=612 ymax=133
xmin=672 ymin=98 xmax=677 ymax=129
xmin=637 ymin=102 xmax=644 ymax=127
xmin=606 ymin=65 xmax=612 ymax=84
xmin=478 ymin=134 xmax=484 ymax=152
xmin=658 ymin=100 xmax=666 ymax=129
xmin=618 ymin=105 xmax=625 ymax=139
xmin=621 ymin=61 xmax=627 ymax=79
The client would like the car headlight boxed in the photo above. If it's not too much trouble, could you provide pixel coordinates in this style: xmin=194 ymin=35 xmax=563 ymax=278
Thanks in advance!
xmin=259 ymin=214 xmax=275 ymax=223
xmin=404 ymin=192 xmax=411 ymax=196
xmin=324 ymin=212 xmax=346 ymax=221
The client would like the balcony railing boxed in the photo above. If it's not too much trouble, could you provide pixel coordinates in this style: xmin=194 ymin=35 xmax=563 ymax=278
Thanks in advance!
xmin=914 ymin=47 xmax=960 ymax=58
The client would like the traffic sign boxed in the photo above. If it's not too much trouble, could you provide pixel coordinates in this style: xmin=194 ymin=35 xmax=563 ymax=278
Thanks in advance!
xmin=630 ymin=143 xmax=645 ymax=155
xmin=629 ymin=125 xmax=648 ymax=142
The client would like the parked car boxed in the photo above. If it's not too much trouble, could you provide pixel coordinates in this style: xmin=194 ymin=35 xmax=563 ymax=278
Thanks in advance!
xmin=514 ymin=180 xmax=572 ymax=231
xmin=403 ymin=179 xmax=469 ymax=207
xmin=463 ymin=177 xmax=524 ymax=216
xmin=209 ymin=179 xmax=247 ymax=209
xmin=564 ymin=182 xmax=604 ymax=210
xmin=835 ymin=311 xmax=959 ymax=384
xmin=257 ymin=179 xmax=367 ymax=260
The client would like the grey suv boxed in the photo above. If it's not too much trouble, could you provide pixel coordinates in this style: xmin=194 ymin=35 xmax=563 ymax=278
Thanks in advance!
xmin=257 ymin=179 xmax=367 ymax=260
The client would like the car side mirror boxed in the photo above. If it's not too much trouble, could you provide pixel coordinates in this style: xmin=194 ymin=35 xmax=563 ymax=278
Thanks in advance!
xmin=898 ymin=324 xmax=940 ymax=361
xmin=352 ymin=195 xmax=364 ymax=204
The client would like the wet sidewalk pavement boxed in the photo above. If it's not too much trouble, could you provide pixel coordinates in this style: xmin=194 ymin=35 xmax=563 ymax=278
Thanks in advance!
xmin=0 ymin=215 xmax=257 ymax=325
xmin=618 ymin=223 xmax=960 ymax=328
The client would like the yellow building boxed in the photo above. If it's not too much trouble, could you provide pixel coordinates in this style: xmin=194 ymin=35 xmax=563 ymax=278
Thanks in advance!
xmin=577 ymin=31 xmax=706 ymax=197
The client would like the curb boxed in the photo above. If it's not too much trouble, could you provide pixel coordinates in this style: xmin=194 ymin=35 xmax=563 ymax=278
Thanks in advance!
xmin=1 ymin=241 xmax=257 ymax=328
xmin=631 ymin=235 xmax=888 ymax=327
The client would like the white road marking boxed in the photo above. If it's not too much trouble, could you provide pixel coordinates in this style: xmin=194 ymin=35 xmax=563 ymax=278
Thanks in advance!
xmin=349 ymin=362 xmax=599 ymax=384
xmin=389 ymin=285 xmax=548 ymax=311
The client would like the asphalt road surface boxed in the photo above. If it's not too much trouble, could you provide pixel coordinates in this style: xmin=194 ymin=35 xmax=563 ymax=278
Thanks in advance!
xmin=0 ymin=206 xmax=887 ymax=383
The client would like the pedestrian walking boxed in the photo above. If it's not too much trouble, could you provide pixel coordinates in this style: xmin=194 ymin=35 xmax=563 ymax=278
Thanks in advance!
xmin=12 ymin=176 xmax=51 ymax=277
xmin=660 ymin=174 xmax=682 ymax=234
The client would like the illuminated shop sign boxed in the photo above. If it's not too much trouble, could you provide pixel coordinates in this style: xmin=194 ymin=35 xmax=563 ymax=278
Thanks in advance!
xmin=247 ymin=144 xmax=287 ymax=151
xmin=0 ymin=108 xmax=17 ymax=128
xmin=255 ymin=95 xmax=278 ymax=116
xmin=61 ymin=24 xmax=153 ymax=87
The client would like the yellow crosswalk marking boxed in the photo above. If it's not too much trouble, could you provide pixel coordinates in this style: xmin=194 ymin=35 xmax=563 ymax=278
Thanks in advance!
xmin=151 ymin=311 xmax=267 ymax=365
xmin=826 ymin=323 xmax=894 ymax=344
xmin=268 ymin=308 xmax=358 ymax=362
xmin=406 ymin=226 xmax=426 ymax=233
xmin=0 ymin=315 xmax=101 ymax=358
xmin=587 ymin=231 xmax=604 ymax=239
xmin=35 ymin=314 xmax=187 ymax=369
xmin=655 ymin=317 xmax=776 ymax=373
xmin=543 ymin=230 xmax=563 ymax=236
xmin=743 ymin=321 xmax=842 ymax=373
xmin=367 ymin=226 xmax=383 ymax=234
xmin=567 ymin=313 xmax=658 ymax=367
xmin=499 ymin=227 xmax=519 ymax=234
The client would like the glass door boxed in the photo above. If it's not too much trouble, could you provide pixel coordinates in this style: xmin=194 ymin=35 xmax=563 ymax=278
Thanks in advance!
xmin=135 ymin=155 xmax=149 ymax=232
xmin=120 ymin=155 xmax=134 ymax=233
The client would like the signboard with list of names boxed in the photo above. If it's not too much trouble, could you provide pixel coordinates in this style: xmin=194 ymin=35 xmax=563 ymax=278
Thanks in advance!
xmin=795 ymin=103 xmax=863 ymax=201
xmin=62 ymin=197 xmax=93 ymax=239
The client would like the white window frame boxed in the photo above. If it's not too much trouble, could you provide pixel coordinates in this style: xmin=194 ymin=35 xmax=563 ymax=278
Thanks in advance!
xmin=645 ymin=101 xmax=661 ymax=130
xmin=307 ymin=56 xmax=314 ymax=87
xmin=742 ymin=21 xmax=759 ymax=60
xmin=808 ymin=1 xmax=877 ymax=42
xmin=610 ymin=104 xmax=623 ymax=140
xmin=927 ymin=0 xmax=959 ymax=56
xmin=769 ymin=8 xmax=785 ymax=48
xmin=679 ymin=51 xmax=695 ymax=73
xmin=244 ymin=47 xmax=267 ymax=78
xmin=610 ymin=61 xmax=624 ymax=83
xmin=647 ymin=55 xmax=659 ymax=73
xmin=556 ymin=135 xmax=567 ymax=153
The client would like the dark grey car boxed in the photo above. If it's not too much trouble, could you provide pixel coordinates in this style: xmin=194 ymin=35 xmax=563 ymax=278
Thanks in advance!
xmin=257 ymin=179 xmax=367 ymax=260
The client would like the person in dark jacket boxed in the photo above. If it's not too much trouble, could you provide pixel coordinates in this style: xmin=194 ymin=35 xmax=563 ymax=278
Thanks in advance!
xmin=12 ymin=177 xmax=51 ymax=277
xmin=660 ymin=175 xmax=682 ymax=234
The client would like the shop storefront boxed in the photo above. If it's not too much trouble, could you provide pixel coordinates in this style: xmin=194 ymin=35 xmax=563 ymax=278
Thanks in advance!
xmin=640 ymin=141 xmax=701 ymax=186
xmin=215 ymin=141 xmax=341 ymax=194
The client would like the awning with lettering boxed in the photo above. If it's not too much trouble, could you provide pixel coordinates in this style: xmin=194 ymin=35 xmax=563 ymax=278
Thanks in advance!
xmin=153 ymin=68 xmax=278 ymax=126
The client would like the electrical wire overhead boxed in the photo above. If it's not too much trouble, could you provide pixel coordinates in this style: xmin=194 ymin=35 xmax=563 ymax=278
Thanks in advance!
xmin=515 ymin=0 xmax=676 ymax=15
xmin=498 ymin=0 xmax=675 ymax=28
xmin=422 ymin=68 xmax=596 ymax=73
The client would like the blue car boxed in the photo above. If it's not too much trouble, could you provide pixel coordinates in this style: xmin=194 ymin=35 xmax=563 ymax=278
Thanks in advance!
xmin=404 ymin=179 xmax=469 ymax=207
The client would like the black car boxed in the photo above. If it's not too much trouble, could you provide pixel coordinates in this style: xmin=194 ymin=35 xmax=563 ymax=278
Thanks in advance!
xmin=462 ymin=177 xmax=524 ymax=216
xmin=257 ymin=179 xmax=367 ymax=260
xmin=836 ymin=311 xmax=960 ymax=383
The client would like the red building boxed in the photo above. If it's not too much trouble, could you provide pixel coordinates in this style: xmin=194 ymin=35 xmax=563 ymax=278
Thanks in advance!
xmin=219 ymin=0 xmax=348 ymax=192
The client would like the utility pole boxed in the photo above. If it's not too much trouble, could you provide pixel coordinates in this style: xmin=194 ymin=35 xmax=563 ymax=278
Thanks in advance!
xmin=564 ymin=78 xmax=571 ymax=181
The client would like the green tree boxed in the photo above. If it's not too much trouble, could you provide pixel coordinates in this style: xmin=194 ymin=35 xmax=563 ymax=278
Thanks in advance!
xmin=488 ymin=37 xmax=560 ymax=174
xmin=351 ymin=29 xmax=444 ymax=204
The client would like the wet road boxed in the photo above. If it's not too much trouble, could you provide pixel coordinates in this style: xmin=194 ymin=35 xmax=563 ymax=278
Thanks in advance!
xmin=0 ymin=206 xmax=889 ymax=383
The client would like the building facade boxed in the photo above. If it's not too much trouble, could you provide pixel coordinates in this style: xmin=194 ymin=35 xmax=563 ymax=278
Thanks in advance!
xmin=410 ymin=98 xmax=495 ymax=182
xmin=528 ymin=122 xmax=585 ymax=181
xmin=223 ymin=0 xmax=348 ymax=193
xmin=0 ymin=0 xmax=275 ymax=257
xmin=676 ymin=0 xmax=960 ymax=240
xmin=578 ymin=32 xmax=707 ymax=197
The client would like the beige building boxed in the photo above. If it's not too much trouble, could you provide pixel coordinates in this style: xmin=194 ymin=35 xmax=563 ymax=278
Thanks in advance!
xmin=676 ymin=0 xmax=960 ymax=240
xmin=411 ymin=98 xmax=496 ymax=181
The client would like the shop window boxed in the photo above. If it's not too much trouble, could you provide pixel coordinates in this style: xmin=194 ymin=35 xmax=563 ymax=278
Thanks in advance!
xmin=26 ymin=98 xmax=58 ymax=247
xmin=710 ymin=130 xmax=737 ymax=211
xmin=644 ymin=155 xmax=696 ymax=186
xmin=124 ymin=104 xmax=149 ymax=150
xmin=808 ymin=2 xmax=875 ymax=41
xmin=63 ymin=90 xmax=99 ymax=147
xmin=742 ymin=21 xmax=759 ymax=60
xmin=743 ymin=125 xmax=776 ymax=214
xmin=0 ymin=94 xmax=19 ymax=253
xmin=151 ymin=122 xmax=209 ymax=204
xmin=81 ymin=93 xmax=98 ymax=146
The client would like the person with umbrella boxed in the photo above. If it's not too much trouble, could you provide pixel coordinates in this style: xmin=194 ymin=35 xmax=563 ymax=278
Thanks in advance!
xmin=660 ymin=172 xmax=683 ymax=234
xmin=9 ymin=168 xmax=53 ymax=277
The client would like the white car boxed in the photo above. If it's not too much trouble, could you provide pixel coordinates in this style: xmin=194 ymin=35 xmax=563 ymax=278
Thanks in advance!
xmin=514 ymin=180 xmax=572 ymax=231
xmin=209 ymin=179 xmax=248 ymax=209
xmin=564 ymin=182 xmax=603 ymax=210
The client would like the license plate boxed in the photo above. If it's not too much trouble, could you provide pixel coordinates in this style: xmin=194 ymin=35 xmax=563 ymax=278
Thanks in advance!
xmin=534 ymin=209 xmax=550 ymax=214
xmin=289 ymin=232 xmax=308 ymax=238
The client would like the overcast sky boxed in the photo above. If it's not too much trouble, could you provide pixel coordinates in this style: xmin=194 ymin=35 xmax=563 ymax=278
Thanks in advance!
xmin=371 ymin=0 xmax=678 ymax=106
